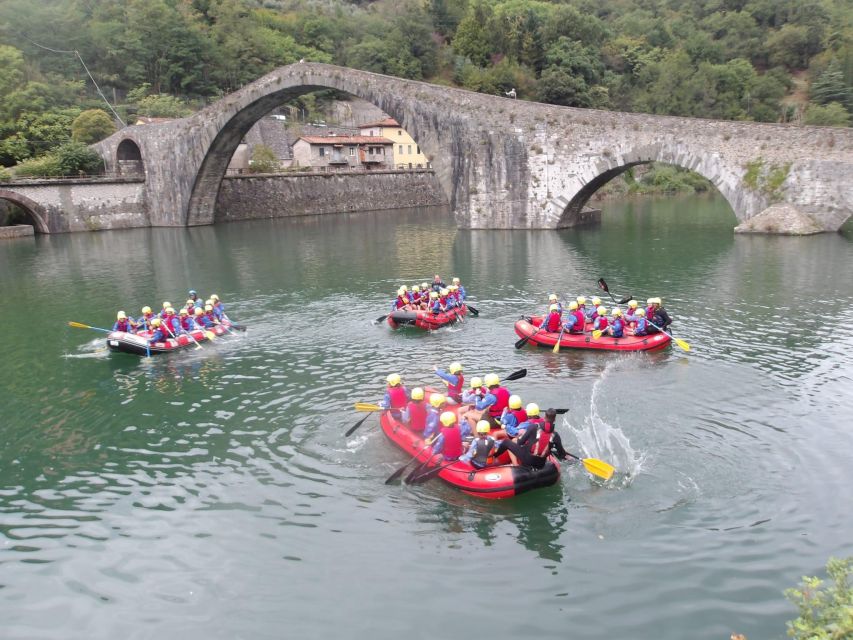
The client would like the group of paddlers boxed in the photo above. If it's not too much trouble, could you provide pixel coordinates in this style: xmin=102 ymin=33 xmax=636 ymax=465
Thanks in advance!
xmin=390 ymin=275 xmax=467 ymax=314
xmin=540 ymin=294 xmax=673 ymax=338
xmin=109 ymin=289 xmax=231 ymax=344
xmin=380 ymin=364 xmax=571 ymax=471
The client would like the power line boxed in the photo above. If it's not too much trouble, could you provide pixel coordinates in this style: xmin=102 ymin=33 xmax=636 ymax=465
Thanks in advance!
xmin=22 ymin=35 xmax=126 ymax=128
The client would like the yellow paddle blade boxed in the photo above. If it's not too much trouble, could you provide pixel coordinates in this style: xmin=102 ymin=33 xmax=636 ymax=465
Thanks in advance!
xmin=205 ymin=331 xmax=216 ymax=341
xmin=68 ymin=321 xmax=92 ymax=329
xmin=552 ymin=341 xmax=561 ymax=353
xmin=592 ymin=329 xmax=603 ymax=339
xmin=582 ymin=458 xmax=615 ymax=481
xmin=354 ymin=402 xmax=382 ymax=412
xmin=674 ymin=337 xmax=691 ymax=352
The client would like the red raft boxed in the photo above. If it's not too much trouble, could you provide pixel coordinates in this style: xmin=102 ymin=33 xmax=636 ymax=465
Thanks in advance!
xmin=515 ymin=315 xmax=671 ymax=352
xmin=380 ymin=405 xmax=561 ymax=499
xmin=387 ymin=304 xmax=468 ymax=330
xmin=106 ymin=321 xmax=245 ymax=356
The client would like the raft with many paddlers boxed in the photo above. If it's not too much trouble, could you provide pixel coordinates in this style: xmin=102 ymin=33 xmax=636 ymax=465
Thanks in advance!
xmin=387 ymin=304 xmax=468 ymax=330
xmin=514 ymin=315 xmax=671 ymax=352
xmin=106 ymin=321 xmax=245 ymax=355
xmin=379 ymin=404 xmax=561 ymax=499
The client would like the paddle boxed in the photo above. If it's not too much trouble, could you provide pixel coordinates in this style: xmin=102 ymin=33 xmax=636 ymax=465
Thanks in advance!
xmin=565 ymin=452 xmax=615 ymax=481
xmin=346 ymin=412 xmax=374 ymax=437
xmin=515 ymin=324 xmax=545 ymax=349
xmin=466 ymin=304 xmax=479 ymax=316
xmin=552 ymin=326 xmax=566 ymax=353
xmin=649 ymin=321 xmax=690 ymax=351
xmin=354 ymin=402 xmax=382 ymax=412
xmin=504 ymin=367 xmax=527 ymax=382
xmin=68 ymin=321 xmax=113 ymax=333
xmin=386 ymin=442 xmax=433 ymax=484
xmin=184 ymin=330 xmax=203 ymax=350
xmin=409 ymin=457 xmax=457 ymax=484
xmin=374 ymin=314 xmax=389 ymax=324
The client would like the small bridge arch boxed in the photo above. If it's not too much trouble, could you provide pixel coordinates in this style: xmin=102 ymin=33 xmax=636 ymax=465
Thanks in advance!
xmin=0 ymin=189 xmax=50 ymax=233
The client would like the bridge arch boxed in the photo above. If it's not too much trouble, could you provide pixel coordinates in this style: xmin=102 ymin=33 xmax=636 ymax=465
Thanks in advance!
xmin=116 ymin=139 xmax=144 ymax=177
xmin=0 ymin=189 xmax=50 ymax=233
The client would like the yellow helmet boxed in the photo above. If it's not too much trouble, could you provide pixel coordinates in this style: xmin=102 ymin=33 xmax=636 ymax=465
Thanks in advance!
xmin=186 ymin=299 xmax=195 ymax=306
xmin=549 ymin=304 xmax=559 ymax=312
xmin=386 ymin=373 xmax=401 ymax=386
xmin=613 ymin=308 xmax=623 ymax=316
xmin=116 ymin=310 xmax=127 ymax=320
xmin=476 ymin=420 xmax=491 ymax=434
xmin=636 ymin=309 xmax=645 ymax=317
xmin=421 ymin=282 xmax=429 ymax=290
xmin=628 ymin=300 xmax=638 ymax=309
xmin=204 ymin=304 xmax=213 ymax=312
xmin=568 ymin=301 xmax=579 ymax=310
xmin=194 ymin=308 xmax=204 ymax=316
xmin=449 ymin=285 xmax=458 ymax=291
xmin=397 ymin=287 xmax=406 ymax=296
xmin=509 ymin=394 xmax=522 ymax=410
xmin=210 ymin=294 xmax=219 ymax=301
xmin=400 ymin=285 xmax=408 ymax=292
xmin=448 ymin=362 xmax=463 ymax=374
xmin=470 ymin=377 xmax=483 ymax=389
xmin=647 ymin=298 xmax=655 ymax=305
xmin=576 ymin=296 xmax=586 ymax=305
xmin=548 ymin=293 xmax=558 ymax=302
xmin=411 ymin=387 xmax=424 ymax=400
xmin=141 ymin=306 xmax=152 ymax=314
xmin=430 ymin=291 xmax=439 ymax=298
xmin=430 ymin=393 xmax=446 ymax=408
xmin=412 ymin=285 xmax=420 ymax=292
xmin=179 ymin=308 xmax=188 ymax=315
xmin=166 ymin=307 xmax=176 ymax=315
xmin=151 ymin=318 xmax=162 ymax=327
xmin=440 ymin=288 xmax=449 ymax=296
xmin=592 ymin=297 xmax=602 ymax=306
xmin=597 ymin=306 xmax=607 ymax=316
xmin=440 ymin=411 xmax=457 ymax=427
xmin=484 ymin=373 xmax=500 ymax=387
xmin=452 ymin=277 xmax=460 ymax=284
xmin=526 ymin=403 xmax=540 ymax=416
xmin=205 ymin=299 xmax=215 ymax=306
xmin=654 ymin=297 xmax=662 ymax=305
xmin=162 ymin=301 xmax=171 ymax=309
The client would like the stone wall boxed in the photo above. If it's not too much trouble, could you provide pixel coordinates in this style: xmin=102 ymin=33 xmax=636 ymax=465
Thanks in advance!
xmin=0 ymin=224 xmax=34 ymax=239
xmin=214 ymin=170 xmax=447 ymax=222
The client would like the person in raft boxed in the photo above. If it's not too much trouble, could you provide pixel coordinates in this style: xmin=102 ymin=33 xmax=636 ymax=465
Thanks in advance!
xmin=391 ymin=287 xmax=408 ymax=311
xmin=606 ymin=308 xmax=625 ymax=338
xmin=147 ymin=318 xmax=171 ymax=344
xmin=380 ymin=373 xmax=409 ymax=419
xmin=562 ymin=301 xmax=585 ymax=334
xmin=159 ymin=302 xmax=172 ymax=320
xmin=194 ymin=307 xmax=214 ymax=328
xmin=188 ymin=290 xmax=200 ymax=304
xmin=543 ymin=304 xmax=562 ymax=332
xmin=403 ymin=387 xmax=428 ymax=433
xmin=632 ymin=308 xmax=648 ymax=336
xmin=136 ymin=306 xmax=157 ymax=332
xmin=185 ymin=298 xmax=196 ymax=316
xmin=496 ymin=395 xmax=527 ymax=440
xmin=178 ymin=308 xmax=198 ymax=332
xmin=546 ymin=293 xmax=562 ymax=315
xmin=428 ymin=290 xmax=443 ymax=314
xmin=459 ymin=420 xmax=499 ymax=469
xmin=649 ymin=297 xmax=672 ymax=333
xmin=208 ymin=295 xmax=227 ymax=322
xmin=409 ymin=285 xmax=423 ymax=307
xmin=495 ymin=408 xmax=569 ymax=469
xmin=431 ymin=274 xmax=445 ymax=292
xmin=434 ymin=362 xmax=465 ymax=403
xmin=460 ymin=377 xmax=485 ymax=404
xmin=466 ymin=373 xmax=510 ymax=429
xmin=113 ymin=311 xmax=135 ymax=333
xmin=592 ymin=306 xmax=609 ymax=332
xmin=451 ymin=277 xmax=466 ymax=300
xmin=624 ymin=300 xmax=639 ymax=326
xmin=423 ymin=393 xmax=447 ymax=440
xmin=162 ymin=307 xmax=181 ymax=338
xmin=429 ymin=411 xmax=464 ymax=461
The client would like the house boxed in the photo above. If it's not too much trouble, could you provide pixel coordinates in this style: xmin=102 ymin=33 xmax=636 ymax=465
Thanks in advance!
xmin=291 ymin=134 xmax=393 ymax=171
xmin=358 ymin=118 xmax=431 ymax=169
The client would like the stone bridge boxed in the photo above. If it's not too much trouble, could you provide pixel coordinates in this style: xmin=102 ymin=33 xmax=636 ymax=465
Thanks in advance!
xmin=6 ymin=63 xmax=853 ymax=232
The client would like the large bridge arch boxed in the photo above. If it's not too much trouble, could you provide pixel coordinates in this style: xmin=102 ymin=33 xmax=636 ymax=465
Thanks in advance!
xmin=0 ymin=189 xmax=50 ymax=233
xmin=90 ymin=62 xmax=853 ymax=233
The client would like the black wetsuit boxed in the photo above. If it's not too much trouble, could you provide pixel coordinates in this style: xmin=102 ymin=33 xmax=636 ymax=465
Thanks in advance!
xmin=496 ymin=426 xmax=569 ymax=469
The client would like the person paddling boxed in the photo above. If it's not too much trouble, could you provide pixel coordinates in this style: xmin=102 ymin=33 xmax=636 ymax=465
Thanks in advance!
xmin=136 ymin=306 xmax=156 ymax=332
xmin=562 ymin=301 xmax=585 ymax=334
xmin=403 ymin=387 xmax=428 ymax=433
xmin=434 ymin=362 xmax=465 ymax=403
xmin=469 ymin=373 xmax=510 ymax=429
xmin=459 ymin=420 xmax=499 ymax=469
xmin=607 ymin=308 xmax=625 ymax=338
xmin=380 ymin=373 xmax=409 ymax=419
xmin=495 ymin=408 xmax=569 ymax=469
xmin=543 ymin=303 xmax=562 ymax=332
xmin=429 ymin=411 xmax=463 ymax=461
xmin=112 ymin=311 xmax=135 ymax=334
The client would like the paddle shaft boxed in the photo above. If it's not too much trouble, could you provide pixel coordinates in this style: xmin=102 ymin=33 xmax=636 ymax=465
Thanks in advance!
xmin=346 ymin=411 xmax=374 ymax=437
xmin=386 ymin=443 xmax=432 ymax=484
xmin=553 ymin=327 xmax=566 ymax=353
xmin=68 ymin=321 xmax=112 ymax=333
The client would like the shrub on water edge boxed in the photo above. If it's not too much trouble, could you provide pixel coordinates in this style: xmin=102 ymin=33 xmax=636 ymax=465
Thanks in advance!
xmin=785 ymin=556 xmax=853 ymax=639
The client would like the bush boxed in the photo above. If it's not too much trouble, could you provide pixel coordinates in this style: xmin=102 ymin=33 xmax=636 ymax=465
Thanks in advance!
xmin=785 ymin=556 xmax=853 ymax=639
xmin=247 ymin=144 xmax=280 ymax=174
xmin=71 ymin=109 xmax=116 ymax=144
xmin=12 ymin=141 xmax=103 ymax=178
xmin=13 ymin=155 xmax=64 ymax=177
xmin=0 ymin=167 xmax=11 ymax=181
xmin=136 ymin=94 xmax=193 ymax=118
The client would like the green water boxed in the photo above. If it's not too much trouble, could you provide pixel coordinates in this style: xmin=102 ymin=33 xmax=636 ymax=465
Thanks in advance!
xmin=1 ymin=195 xmax=852 ymax=639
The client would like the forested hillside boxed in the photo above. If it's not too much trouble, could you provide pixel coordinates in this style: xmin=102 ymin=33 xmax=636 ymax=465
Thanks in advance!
xmin=1 ymin=0 xmax=851 ymax=169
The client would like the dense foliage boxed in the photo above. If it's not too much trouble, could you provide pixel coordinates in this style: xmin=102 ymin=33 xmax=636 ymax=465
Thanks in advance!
xmin=785 ymin=557 xmax=853 ymax=639
xmin=0 ymin=0 xmax=850 ymax=171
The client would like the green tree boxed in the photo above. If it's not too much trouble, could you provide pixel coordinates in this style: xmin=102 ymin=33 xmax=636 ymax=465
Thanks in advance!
xmin=136 ymin=95 xmax=193 ymax=118
xmin=810 ymin=59 xmax=853 ymax=112
xmin=71 ymin=109 xmax=116 ymax=144
xmin=803 ymin=102 xmax=851 ymax=126
xmin=453 ymin=1 xmax=494 ymax=66
xmin=248 ymin=144 xmax=279 ymax=173
xmin=785 ymin=557 xmax=853 ymax=639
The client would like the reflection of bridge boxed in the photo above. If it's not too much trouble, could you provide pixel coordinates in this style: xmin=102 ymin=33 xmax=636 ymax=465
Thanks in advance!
xmin=3 ymin=63 xmax=853 ymax=233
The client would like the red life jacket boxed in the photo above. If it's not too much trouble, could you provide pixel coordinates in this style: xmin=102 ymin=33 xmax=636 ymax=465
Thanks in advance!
xmin=395 ymin=296 xmax=407 ymax=309
xmin=115 ymin=320 xmax=132 ymax=333
xmin=571 ymin=310 xmax=585 ymax=332
xmin=445 ymin=373 xmax=464 ymax=399
xmin=407 ymin=400 xmax=427 ymax=431
xmin=594 ymin=316 xmax=609 ymax=330
xmin=510 ymin=408 xmax=528 ymax=424
xmin=532 ymin=426 xmax=553 ymax=457
xmin=180 ymin=316 xmax=193 ymax=331
xmin=439 ymin=295 xmax=448 ymax=307
xmin=411 ymin=293 xmax=422 ymax=305
xmin=440 ymin=426 xmax=463 ymax=459
xmin=488 ymin=386 xmax=510 ymax=418
xmin=545 ymin=312 xmax=562 ymax=332
xmin=387 ymin=385 xmax=408 ymax=409
xmin=646 ymin=305 xmax=655 ymax=318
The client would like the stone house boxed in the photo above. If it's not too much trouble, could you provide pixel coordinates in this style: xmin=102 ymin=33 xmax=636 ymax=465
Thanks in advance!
xmin=291 ymin=135 xmax=393 ymax=171
xmin=358 ymin=118 xmax=430 ymax=169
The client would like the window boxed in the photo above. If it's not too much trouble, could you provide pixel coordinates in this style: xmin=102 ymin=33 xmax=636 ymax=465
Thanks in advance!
xmin=408 ymin=162 xmax=413 ymax=169
xmin=319 ymin=147 xmax=325 ymax=157
xmin=397 ymin=130 xmax=402 ymax=136
xmin=349 ymin=146 xmax=355 ymax=156
xmin=399 ymin=145 xmax=403 ymax=155
xmin=416 ymin=146 xmax=420 ymax=154
xmin=407 ymin=145 xmax=412 ymax=154
xmin=371 ymin=129 xmax=376 ymax=136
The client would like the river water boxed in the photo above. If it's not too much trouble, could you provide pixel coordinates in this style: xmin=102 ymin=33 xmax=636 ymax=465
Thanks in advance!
xmin=1 ymin=195 xmax=851 ymax=640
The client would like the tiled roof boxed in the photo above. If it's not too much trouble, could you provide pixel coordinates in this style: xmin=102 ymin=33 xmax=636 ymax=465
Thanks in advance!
xmin=297 ymin=136 xmax=393 ymax=145
xmin=358 ymin=118 xmax=400 ymax=128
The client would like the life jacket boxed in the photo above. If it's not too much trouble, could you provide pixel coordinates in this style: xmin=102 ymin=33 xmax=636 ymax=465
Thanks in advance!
xmin=635 ymin=318 xmax=648 ymax=335
xmin=180 ymin=316 xmax=194 ymax=331
xmin=444 ymin=373 xmax=464 ymax=399
xmin=545 ymin=312 xmax=561 ymax=332
xmin=395 ymin=296 xmax=407 ymax=309
xmin=646 ymin=305 xmax=655 ymax=319
xmin=387 ymin=385 xmax=408 ymax=409
xmin=162 ymin=315 xmax=178 ymax=336
xmin=440 ymin=426 xmax=463 ymax=460
xmin=115 ymin=319 xmax=133 ymax=333
xmin=488 ymin=386 xmax=510 ymax=418
xmin=510 ymin=408 xmax=528 ymax=425
xmin=407 ymin=400 xmax=427 ymax=431
xmin=571 ymin=310 xmax=585 ymax=332
xmin=531 ymin=426 xmax=553 ymax=458
xmin=439 ymin=295 xmax=448 ymax=308
xmin=594 ymin=316 xmax=609 ymax=330
xmin=430 ymin=299 xmax=441 ymax=313
xmin=611 ymin=317 xmax=624 ymax=338
xmin=471 ymin=436 xmax=496 ymax=467
xmin=205 ymin=311 xmax=217 ymax=326
xmin=411 ymin=292 xmax=422 ymax=305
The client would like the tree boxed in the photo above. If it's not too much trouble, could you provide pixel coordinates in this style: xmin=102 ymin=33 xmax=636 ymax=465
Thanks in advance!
xmin=785 ymin=557 xmax=853 ymax=639
xmin=803 ymin=102 xmax=850 ymax=126
xmin=71 ymin=109 xmax=116 ymax=144
xmin=248 ymin=144 xmax=279 ymax=173
xmin=810 ymin=59 xmax=853 ymax=112
xmin=452 ymin=1 xmax=493 ymax=66
xmin=136 ymin=95 xmax=193 ymax=118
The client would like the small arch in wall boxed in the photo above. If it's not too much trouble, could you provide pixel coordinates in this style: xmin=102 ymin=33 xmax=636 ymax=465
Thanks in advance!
xmin=0 ymin=190 xmax=51 ymax=233
xmin=117 ymin=139 xmax=144 ymax=178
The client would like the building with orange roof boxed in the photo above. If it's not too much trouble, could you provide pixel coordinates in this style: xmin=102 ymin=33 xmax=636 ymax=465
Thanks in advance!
xmin=358 ymin=118 xmax=430 ymax=169
xmin=292 ymin=134 xmax=394 ymax=171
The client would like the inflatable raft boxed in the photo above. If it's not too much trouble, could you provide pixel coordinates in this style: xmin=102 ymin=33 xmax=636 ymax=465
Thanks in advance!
xmin=387 ymin=304 xmax=468 ymax=330
xmin=514 ymin=315 xmax=671 ymax=352
xmin=380 ymin=402 xmax=560 ymax=499
xmin=106 ymin=321 xmax=245 ymax=355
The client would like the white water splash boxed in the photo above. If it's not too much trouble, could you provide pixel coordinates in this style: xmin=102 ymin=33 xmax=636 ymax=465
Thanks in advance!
xmin=564 ymin=360 xmax=645 ymax=487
